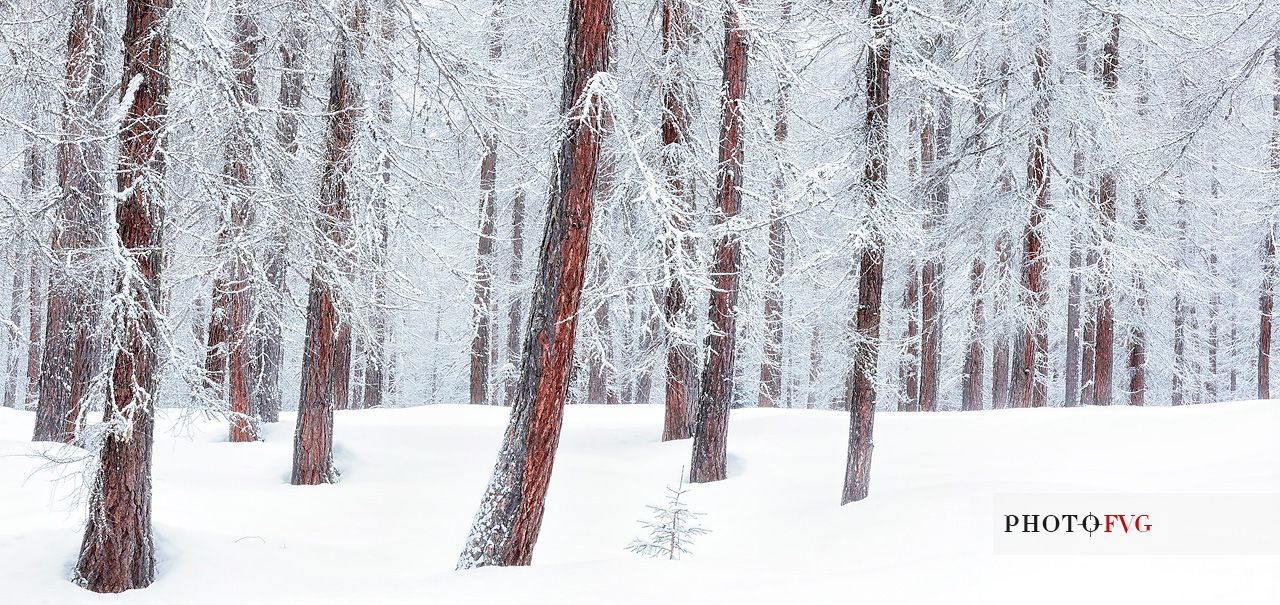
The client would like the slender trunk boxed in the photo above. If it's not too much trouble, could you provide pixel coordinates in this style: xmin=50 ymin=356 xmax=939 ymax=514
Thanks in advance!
xmin=362 ymin=0 xmax=397 ymax=410
xmin=898 ymin=259 xmax=919 ymax=411
xmin=293 ymin=4 xmax=366 ymax=485
xmin=990 ymin=237 xmax=1011 ymax=409
xmin=690 ymin=0 xmax=749 ymax=483
xmin=919 ymin=22 xmax=952 ymax=413
xmin=5 ymin=243 xmax=25 ymax=409
xmin=758 ymin=0 xmax=791 ymax=409
xmin=807 ymin=323 xmax=820 ymax=408
xmin=504 ymin=188 xmax=526 ymax=405
xmin=1261 ymin=229 xmax=1275 ymax=400
xmin=470 ymin=1 xmax=504 ymax=406
xmin=33 ymin=0 xmax=109 ymax=443
xmin=74 ymin=0 xmax=168 ymax=591
xmin=456 ymin=0 xmax=611 ymax=568
xmin=1015 ymin=0 xmax=1051 ymax=409
xmin=842 ymin=0 xmax=889 ymax=505
xmin=961 ymin=257 xmax=984 ymax=410
xmin=8 ymin=132 xmax=40 ymax=409
xmin=660 ymin=0 xmax=695 ymax=440
xmin=1092 ymin=14 xmax=1120 ymax=407
xmin=1064 ymin=15 xmax=1089 ymax=409
xmin=1127 ymin=196 xmax=1147 ymax=406
xmin=1206 ymin=253 xmax=1219 ymax=401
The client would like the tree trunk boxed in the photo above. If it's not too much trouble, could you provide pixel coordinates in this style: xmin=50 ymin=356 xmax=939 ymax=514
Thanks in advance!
xmin=1064 ymin=14 xmax=1089 ymax=409
xmin=919 ymin=25 xmax=952 ymax=413
xmin=505 ymin=188 xmax=526 ymax=406
xmin=219 ymin=3 xmax=260 ymax=442
xmin=5 ymin=243 xmax=25 ymax=409
xmin=961 ymin=257 xmax=984 ymax=410
xmin=293 ymin=4 xmax=366 ymax=485
xmin=842 ymin=0 xmax=889 ymax=505
xmin=1127 ymin=196 xmax=1147 ymax=406
xmin=758 ymin=0 xmax=791 ymax=409
xmin=660 ymin=0 xmax=696 ymax=441
xmin=1262 ymin=48 xmax=1280 ymax=400
xmin=33 ymin=0 xmax=109 ymax=443
xmin=1014 ymin=0 xmax=1051 ymax=409
xmin=363 ymin=0 xmax=397 ymax=410
xmin=690 ymin=0 xmax=749 ymax=484
xmin=456 ymin=0 xmax=611 ymax=568
xmin=1092 ymin=14 xmax=1120 ymax=407
xmin=74 ymin=0 xmax=168 ymax=591
xmin=470 ymin=1 xmax=504 ymax=406
xmin=990 ymin=237 xmax=1011 ymax=409
xmin=898 ymin=259 xmax=919 ymax=411
xmin=8 ymin=131 xmax=41 ymax=410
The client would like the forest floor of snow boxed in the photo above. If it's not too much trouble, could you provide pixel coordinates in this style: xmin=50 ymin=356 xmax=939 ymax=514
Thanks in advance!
xmin=0 ymin=401 xmax=1277 ymax=604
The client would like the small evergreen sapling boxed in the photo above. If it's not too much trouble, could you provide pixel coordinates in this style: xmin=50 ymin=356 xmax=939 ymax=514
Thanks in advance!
xmin=627 ymin=470 xmax=709 ymax=560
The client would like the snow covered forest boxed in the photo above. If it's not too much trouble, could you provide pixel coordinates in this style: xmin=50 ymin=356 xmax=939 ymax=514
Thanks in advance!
xmin=0 ymin=0 xmax=1278 ymax=599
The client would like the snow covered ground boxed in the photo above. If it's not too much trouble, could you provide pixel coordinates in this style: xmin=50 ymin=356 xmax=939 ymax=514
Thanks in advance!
xmin=1 ymin=401 xmax=1276 ymax=604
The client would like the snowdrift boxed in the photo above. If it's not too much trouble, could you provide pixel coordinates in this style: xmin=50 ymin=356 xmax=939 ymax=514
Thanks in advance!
xmin=0 ymin=401 xmax=1276 ymax=604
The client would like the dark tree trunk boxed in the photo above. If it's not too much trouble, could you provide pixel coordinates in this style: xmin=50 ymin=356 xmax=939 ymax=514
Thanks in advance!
xmin=74 ymin=0 xmax=168 ymax=591
xmin=293 ymin=5 xmax=366 ymax=485
xmin=660 ymin=0 xmax=696 ymax=441
xmin=505 ymin=189 xmax=526 ymax=406
xmin=842 ymin=0 xmax=889 ymax=505
xmin=919 ymin=29 xmax=952 ymax=413
xmin=1261 ymin=229 xmax=1275 ymax=400
xmin=218 ymin=3 xmax=260 ymax=442
xmin=758 ymin=0 xmax=791 ymax=409
xmin=456 ymin=0 xmax=611 ymax=568
xmin=690 ymin=0 xmax=749 ymax=484
xmin=990 ymin=238 xmax=1011 ymax=409
xmin=33 ymin=0 xmax=109 ymax=443
xmin=1014 ymin=0 xmax=1051 ymax=409
xmin=470 ymin=1 xmax=504 ymax=406
xmin=961 ymin=257 xmax=984 ymax=411
xmin=363 ymin=0 xmax=397 ymax=410
xmin=898 ymin=259 xmax=919 ymax=411
xmin=1127 ymin=196 xmax=1147 ymax=406
xmin=1092 ymin=14 xmax=1120 ymax=407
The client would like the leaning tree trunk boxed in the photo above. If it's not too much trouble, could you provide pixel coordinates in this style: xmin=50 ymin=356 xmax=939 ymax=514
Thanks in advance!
xmin=689 ymin=0 xmax=749 ymax=484
xmin=842 ymin=0 xmax=890 ymax=505
xmin=74 ymin=0 xmax=168 ymax=591
xmin=1092 ymin=13 xmax=1120 ymax=407
xmin=469 ymin=0 xmax=505 ymax=406
xmin=456 ymin=0 xmax=612 ymax=569
xmin=293 ymin=5 xmax=366 ymax=485
xmin=659 ymin=0 xmax=696 ymax=441
xmin=33 ymin=0 xmax=109 ymax=443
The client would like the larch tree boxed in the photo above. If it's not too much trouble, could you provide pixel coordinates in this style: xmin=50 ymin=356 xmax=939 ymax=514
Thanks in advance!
xmin=758 ymin=0 xmax=792 ymax=409
xmin=6 ymin=126 xmax=40 ymax=410
xmin=660 ymin=0 xmax=697 ymax=441
xmin=456 ymin=0 xmax=612 ymax=568
xmin=362 ymin=0 xmax=397 ymax=409
xmin=293 ymin=1 xmax=367 ymax=485
xmin=689 ymin=0 xmax=749 ymax=484
xmin=1091 ymin=13 xmax=1120 ymax=407
xmin=469 ymin=0 xmax=505 ymax=406
xmin=32 ymin=0 xmax=110 ymax=443
xmin=74 ymin=0 xmax=169 ymax=591
xmin=842 ymin=0 xmax=890 ymax=505
xmin=1261 ymin=47 xmax=1279 ymax=400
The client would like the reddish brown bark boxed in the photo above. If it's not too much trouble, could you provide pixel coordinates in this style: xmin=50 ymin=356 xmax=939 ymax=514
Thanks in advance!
xmin=919 ymin=36 xmax=952 ymax=413
xmin=217 ymin=3 xmax=261 ymax=442
xmin=470 ymin=0 xmax=505 ymax=406
xmin=456 ymin=0 xmax=611 ymax=568
xmin=1014 ymin=0 xmax=1051 ymax=409
xmin=33 ymin=0 xmax=109 ymax=443
xmin=660 ymin=0 xmax=695 ymax=440
xmin=758 ymin=0 xmax=791 ymax=409
xmin=690 ymin=0 xmax=749 ymax=484
xmin=73 ymin=0 xmax=168 ymax=592
xmin=842 ymin=0 xmax=889 ymax=505
xmin=1091 ymin=14 xmax=1120 ymax=407
xmin=293 ymin=5 xmax=366 ymax=485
